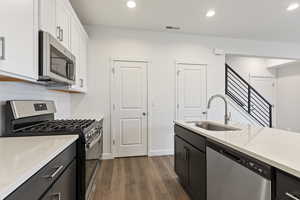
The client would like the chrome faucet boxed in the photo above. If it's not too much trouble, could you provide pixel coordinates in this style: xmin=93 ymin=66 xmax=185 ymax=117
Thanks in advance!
xmin=207 ymin=94 xmax=231 ymax=125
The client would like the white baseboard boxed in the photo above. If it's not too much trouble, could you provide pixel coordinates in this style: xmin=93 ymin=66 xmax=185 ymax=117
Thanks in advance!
xmin=101 ymin=153 xmax=113 ymax=160
xmin=149 ymin=149 xmax=174 ymax=157
xmin=101 ymin=149 xmax=174 ymax=159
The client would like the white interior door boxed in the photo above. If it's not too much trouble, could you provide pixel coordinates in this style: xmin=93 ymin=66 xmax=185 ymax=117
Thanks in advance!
xmin=176 ymin=63 xmax=207 ymax=121
xmin=112 ymin=60 xmax=148 ymax=157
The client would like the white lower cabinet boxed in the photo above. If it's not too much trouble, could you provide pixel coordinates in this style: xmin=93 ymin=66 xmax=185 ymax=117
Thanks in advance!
xmin=0 ymin=0 xmax=38 ymax=80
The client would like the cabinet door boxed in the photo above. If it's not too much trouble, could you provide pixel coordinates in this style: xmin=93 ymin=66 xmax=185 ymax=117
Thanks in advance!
xmin=56 ymin=0 xmax=70 ymax=49
xmin=276 ymin=170 xmax=300 ymax=200
xmin=70 ymin=19 xmax=80 ymax=88
xmin=39 ymin=0 xmax=56 ymax=37
xmin=175 ymin=136 xmax=188 ymax=186
xmin=41 ymin=159 xmax=76 ymax=200
xmin=0 ymin=0 xmax=38 ymax=80
xmin=79 ymin=34 xmax=87 ymax=91
xmin=186 ymin=143 xmax=206 ymax=200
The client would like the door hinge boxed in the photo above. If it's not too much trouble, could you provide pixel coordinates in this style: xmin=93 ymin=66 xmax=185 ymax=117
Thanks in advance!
xmin=113 ymin=139 xmax=116 ymax=145
xmin=112 ymin=104 xmax=116 ymax=110
xmin=112 ymin=67 xmax=115 ymax=74
xmin=177 ymin=104 xmax=179 ymax=109
xmin=272 ymin=82 xmax=275 ymax=87
xmin=177 ymin=70 xmax=180 ymax=76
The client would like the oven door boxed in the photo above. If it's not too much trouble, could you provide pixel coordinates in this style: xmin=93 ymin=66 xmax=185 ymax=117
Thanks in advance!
xmin=39 ymin=31 xmax=76 ymax=85
xmin=85 ymin=128 xmax=103 ymax=200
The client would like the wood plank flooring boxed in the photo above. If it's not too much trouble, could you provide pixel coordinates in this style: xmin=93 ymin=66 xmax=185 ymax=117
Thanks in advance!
xmin=92 ymin=156 xmax=190 ymax=200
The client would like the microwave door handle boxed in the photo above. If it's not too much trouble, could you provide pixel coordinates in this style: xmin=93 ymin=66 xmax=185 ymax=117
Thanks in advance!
xmin=56 ymin=26 xmax=61 ymax=40
xmin=60 ymin=29 xmax=63 ymax=42
xmin=66 ymin=63 xmax=70 ymax=79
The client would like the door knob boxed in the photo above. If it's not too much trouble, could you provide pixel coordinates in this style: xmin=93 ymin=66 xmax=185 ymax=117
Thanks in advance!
xmin=142 ymin=112 xmax=147 ymax=116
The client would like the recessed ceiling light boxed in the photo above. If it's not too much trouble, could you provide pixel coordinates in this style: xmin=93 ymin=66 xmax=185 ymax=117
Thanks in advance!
xmin=127 ymin=0 xmax=136 ymax=8
xmin=287 ymin=3 xmax=299 ymax=11
xmin=206 ymin=9 xmax=216 ymax=17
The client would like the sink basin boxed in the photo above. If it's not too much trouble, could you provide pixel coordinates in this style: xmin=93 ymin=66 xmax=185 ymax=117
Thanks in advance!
xmin=187 ymin=121 xmax=241 ymax=131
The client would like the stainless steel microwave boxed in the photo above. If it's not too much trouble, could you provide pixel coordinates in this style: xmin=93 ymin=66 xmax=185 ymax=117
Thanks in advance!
xmin=38 ymin=31 xmax=75 ymax=85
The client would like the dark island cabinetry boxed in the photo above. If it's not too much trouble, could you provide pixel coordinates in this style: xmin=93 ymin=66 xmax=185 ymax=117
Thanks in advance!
xmin=174 ymin=125 xmax=206 ymax=200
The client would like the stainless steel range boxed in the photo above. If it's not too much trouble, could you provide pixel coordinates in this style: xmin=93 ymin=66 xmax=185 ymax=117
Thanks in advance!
xmin=4 ymin=100 xmax=103 ymax=200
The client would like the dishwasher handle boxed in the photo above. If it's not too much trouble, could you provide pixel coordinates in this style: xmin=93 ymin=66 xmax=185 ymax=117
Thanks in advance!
xmin=219 ymin=149 xmax=242 ymax=163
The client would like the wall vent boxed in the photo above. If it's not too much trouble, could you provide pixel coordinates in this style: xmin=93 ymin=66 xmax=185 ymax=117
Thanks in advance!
xmin=165 ymin=26 xmax=180 ymax=30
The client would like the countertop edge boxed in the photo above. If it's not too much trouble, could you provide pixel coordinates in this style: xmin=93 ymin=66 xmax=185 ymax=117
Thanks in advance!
xmin=0 ymin=135 xmax=78 ymax=200
xmin=174 ymin=121 xmax=300 ymax=179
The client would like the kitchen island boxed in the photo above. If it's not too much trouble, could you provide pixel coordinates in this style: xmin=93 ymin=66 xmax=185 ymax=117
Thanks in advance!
xmin=174 ymin=120 xmax=300 ymax=200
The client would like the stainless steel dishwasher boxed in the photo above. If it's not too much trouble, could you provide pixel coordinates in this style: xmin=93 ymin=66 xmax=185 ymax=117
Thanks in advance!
xmin=207 ymin=141 xmax=272 ymax=200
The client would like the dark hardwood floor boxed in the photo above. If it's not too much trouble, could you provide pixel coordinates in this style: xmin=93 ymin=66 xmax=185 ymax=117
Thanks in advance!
xmin=92 ymin=156 xmax=190 ymax=200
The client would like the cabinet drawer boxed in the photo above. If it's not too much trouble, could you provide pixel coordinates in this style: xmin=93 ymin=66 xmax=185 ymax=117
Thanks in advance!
xmin=5 ymin=142 xmax=76 ymax=200
xmin=41 ymin=159 xmax=76 ymax=200
xmin=175 ymin=125 xmax=206 ymax=152
xmin=276 ymin=170 xmax=300 ymax=200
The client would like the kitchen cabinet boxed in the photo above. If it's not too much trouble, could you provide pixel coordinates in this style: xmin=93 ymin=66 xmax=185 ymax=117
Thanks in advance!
xmin=69 ymin=18 xmax=88 ymax=93
xmin=175 ymin=136 xmax=188 ymax=186
xmin=39 ymin=0 xmax=56 ymax=37
xmin=5 ymin=142 xmax=76 ymax=200
xmin=276 ymin=170 xmax=300 ymax=200
xmin=78 ymin=35 xmax=88 ymax=91
xmin=39 ymin=0 xmax=71 ymax=50
xmin=41 ymin=0 xmax=89 ymax=93
xmin=55 ymin=0 xmax=71 ymax=49
xmin=174 ymin=125 xmax=206 ymax=200
xmin=0 ymin=0 xmax=38 ymax=80
xmin=41 ymin=160 xmax=76 ymax=200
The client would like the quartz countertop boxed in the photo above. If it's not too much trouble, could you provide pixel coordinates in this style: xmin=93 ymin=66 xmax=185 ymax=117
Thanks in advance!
xmin=0 ymin=135 xmax=78 ymax=200
xmin=175 ymin=120 xmax=300 ymax=178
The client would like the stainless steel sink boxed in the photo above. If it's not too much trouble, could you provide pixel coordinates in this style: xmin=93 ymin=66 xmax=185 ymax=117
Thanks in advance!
xmin=187 ymin=121 xmax=241 ymax=131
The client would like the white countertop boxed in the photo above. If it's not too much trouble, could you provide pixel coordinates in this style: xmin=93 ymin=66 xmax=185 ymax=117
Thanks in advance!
xmin=175 ymin=120 xmax=300 ymax=179
xmin=0 ymin=135 xmax=78 ymax=200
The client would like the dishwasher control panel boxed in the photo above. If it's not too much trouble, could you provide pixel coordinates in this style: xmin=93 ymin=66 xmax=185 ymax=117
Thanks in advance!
xmin=208 ymin=140 xmax=272 ymax=179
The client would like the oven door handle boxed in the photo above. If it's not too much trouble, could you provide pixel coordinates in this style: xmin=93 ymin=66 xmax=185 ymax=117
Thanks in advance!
xmin=86 ymin=133 xmax=102 ymax=150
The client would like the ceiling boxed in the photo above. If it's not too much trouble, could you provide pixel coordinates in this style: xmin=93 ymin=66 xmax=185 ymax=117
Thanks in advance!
xmin=69 ymin=0 xmax=300 ymax=43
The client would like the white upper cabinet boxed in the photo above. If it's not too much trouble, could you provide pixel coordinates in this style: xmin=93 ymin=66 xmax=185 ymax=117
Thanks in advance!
xmin=39 ymin=0 xmax=56 ymax=37
xmin=55 ymin=0 xmax=71 ymax=49
xmin=79 ymin=34 xmax=88 ymax=92
xmin=40 ymin=0 xmax=89 ymax=93
xmin=39 ymin=0 xmax=71 ymax=50
xmin=0 ymin=0 xmax=88 ymax=90
xmin=0 ymin=0 xmax=38 ymax=80
xmin=69 ymin=17 xmax=88 ymax=93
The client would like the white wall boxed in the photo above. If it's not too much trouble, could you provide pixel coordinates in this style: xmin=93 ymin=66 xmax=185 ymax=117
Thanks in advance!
xmin=71 ymin=25 xmax=300 ymax=157
xmin=0 ymin=82 xmax=71 ymax=135
xmin=226 ymin=55 xmax=276 ymax=81
xmin=266 ymin=59 xmax=295 ymax=68
xmin=277 ymin=62 xmax=300 ymax=132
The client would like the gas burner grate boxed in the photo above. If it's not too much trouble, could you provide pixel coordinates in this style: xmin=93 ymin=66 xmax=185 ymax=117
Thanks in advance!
xmin=17 ymin=119 xmax=96 ymax=133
